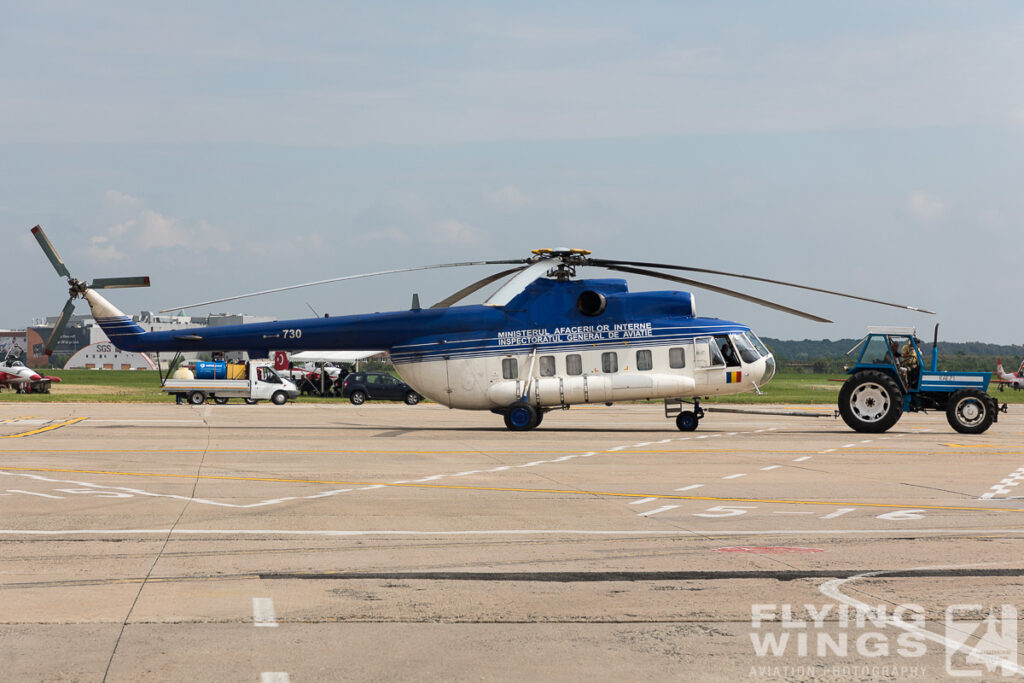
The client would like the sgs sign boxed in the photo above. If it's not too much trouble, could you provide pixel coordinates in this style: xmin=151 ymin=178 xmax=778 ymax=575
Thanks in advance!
xmin=95 ymin=343 xmax=113 ymax=353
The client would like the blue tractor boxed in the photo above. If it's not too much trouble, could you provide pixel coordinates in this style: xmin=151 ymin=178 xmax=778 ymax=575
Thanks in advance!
xmin=838 ymin=326 xmax=1005 ymax=434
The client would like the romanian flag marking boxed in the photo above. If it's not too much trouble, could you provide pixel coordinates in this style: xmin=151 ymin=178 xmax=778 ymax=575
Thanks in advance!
xmin=726 ymin=371 xmax=742 ymax=383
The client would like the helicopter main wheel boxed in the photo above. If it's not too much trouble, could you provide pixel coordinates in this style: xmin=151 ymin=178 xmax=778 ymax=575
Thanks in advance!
xmin=946 ymin=389 xmax=994 ymax=434
xmin=213 ymin=396 xmax=229 ymax=405
xmin=675 ymin=411 xmax=699 ymax=432
xmin=187 ymin=391 xmax=207 ymax=405
xmin=838 ymin=371 xmax=903 ymax=433
xmin=504 ymin=403 xmax=538 ymax=431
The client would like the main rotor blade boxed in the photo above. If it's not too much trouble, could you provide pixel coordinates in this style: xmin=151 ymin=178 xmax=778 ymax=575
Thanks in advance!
xmin=603 ymin=264 xmax=833 ymax=323
xmin=31 ymin=225 xmax=71 ymax=279
xmin=45 ymin=298 xmax=77 ymax=355
xmin=91 ymin=276 xmax=151 ymax=289
xmin=159 ymin=259 xmax=528 ymax=312
xmin=431 ymin=267 xmax=527 ymax=308
xmin=591 ymin=258 xmax=935 ymax=315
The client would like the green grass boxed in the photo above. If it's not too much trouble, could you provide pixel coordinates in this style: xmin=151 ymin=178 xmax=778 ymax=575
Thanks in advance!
xmin=4 ymin=370 xmax=1024 ymax=405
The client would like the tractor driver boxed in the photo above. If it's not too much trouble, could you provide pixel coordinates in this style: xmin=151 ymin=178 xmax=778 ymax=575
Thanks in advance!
xmin=901 ymin=339 xmax=920 ymax=388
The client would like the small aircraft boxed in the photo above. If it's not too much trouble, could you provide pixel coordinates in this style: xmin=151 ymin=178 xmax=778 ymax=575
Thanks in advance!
xmin=993 ymin=358 xmax=1024 ymax=391
xmin=31 ymin=225 xmax=934 ymax=431
xmin=0 ymin=344 xmax=62 ymax=393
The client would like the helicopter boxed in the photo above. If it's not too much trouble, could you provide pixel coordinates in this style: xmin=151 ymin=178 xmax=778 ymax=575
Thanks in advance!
xmin=30 ymin=225 xmax=933 ymax=431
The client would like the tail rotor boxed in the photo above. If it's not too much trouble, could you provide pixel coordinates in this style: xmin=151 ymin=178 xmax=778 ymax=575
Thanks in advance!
xmin=30 ymin=225 xmax=151 ymax=355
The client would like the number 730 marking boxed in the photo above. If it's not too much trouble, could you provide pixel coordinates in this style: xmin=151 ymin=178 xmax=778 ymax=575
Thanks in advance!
xmin=283 ymin=329 xmax=303 ymax=339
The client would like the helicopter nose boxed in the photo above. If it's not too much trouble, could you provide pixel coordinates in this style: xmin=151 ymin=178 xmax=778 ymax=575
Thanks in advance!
xmin=760 ymin=355 xmax=776 ymax=385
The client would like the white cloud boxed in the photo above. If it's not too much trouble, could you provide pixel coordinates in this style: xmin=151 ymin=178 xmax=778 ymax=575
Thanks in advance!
xmin=89 ymin=191 xmax=230 ymax=262
xmin=430 ymin=219 xmax=479 ymax=245
xmin=907 ymin=191 xmax=946 ymax=222
xmin=485 ymin=185 xmax=532 ymax=210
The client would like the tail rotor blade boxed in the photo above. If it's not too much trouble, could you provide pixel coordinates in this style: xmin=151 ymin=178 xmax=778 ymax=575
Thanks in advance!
xmin=31 ymin=225 xmax=71 ymax=279
xmin=603 ymin=264 xmax=833 ymax=323
xmin=91 ymin=276 xmax=151 ymax=289
xmin=45 ymin=298 xmax=77 ymax=355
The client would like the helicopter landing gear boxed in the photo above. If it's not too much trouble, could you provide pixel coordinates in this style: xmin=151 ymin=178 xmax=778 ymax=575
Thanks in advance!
xmin=503 ymin=402 xmax=541 ymax=431
xmin=666 ymin=398 xmax=705 ymax=431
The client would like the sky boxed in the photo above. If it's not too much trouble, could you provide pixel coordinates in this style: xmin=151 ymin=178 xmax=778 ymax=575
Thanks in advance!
xmin=2 ymin=1 xmax=1023 ymax=342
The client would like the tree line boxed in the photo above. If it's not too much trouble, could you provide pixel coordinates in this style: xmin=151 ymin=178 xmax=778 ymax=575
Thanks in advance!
xmin=762 ymin=338 xmax=1024 ymax=374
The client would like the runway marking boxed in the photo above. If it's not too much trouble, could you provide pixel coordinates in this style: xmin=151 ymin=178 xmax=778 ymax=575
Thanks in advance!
xmin=820 ymin=507 xmax=855 ymax=519
xmin=820 ymin=449 xmax=836 ymax=453
xmin=6 ymin=527 xmax=1024 ymax=538
xmin=0 ymin=417 xmax=87 ymax=438
xmin=252 ymin=598 xmax=278 ymax=627
xmin=4 ymin=466 xmax=1024 ymax=514
xmin=820 ymin=566 xmax=1024 ymax=677
xmin=7 ymin=489 xmax=63 ymax=498
xmin=675 ymin=484 xmax=703 ymax=491
xmin=630 ymin=497 xmax=658 ymax=505
xmin=638 ymin=505 xmax=678 ymax=517
xmin=979 ymin=465 xmax=1024 ymax=499
xmin=262 ymin=674 xmax=290 ymax=683
xmin=760 ymin=466 xmax=780 ymax=471
xmin=722 ymin=473 xmax=746 ymax=480
xmin=792 ymin=456 xmax=811 ymax=462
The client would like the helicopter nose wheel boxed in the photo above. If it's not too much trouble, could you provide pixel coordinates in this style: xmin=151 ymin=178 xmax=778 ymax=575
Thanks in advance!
xmin=504 ymin=402 xmax=540 ymax=431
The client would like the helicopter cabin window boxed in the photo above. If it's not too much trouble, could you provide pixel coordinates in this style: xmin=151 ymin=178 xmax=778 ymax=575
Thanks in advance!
xmin=601 ymin=352 xmax=618 ymax=373
xmin=502 ymin=357 xmax=518 ymax=379
xmin=714 ymin=335 xmax=741 ymax=367
xmin=730 ymin=333 xmax=761 ymax=364
xmin=566 ymin=354 xmax=583 ymax=376
xmin=539 ymin=355 xmax=556 ymax=377
xmin=694 ymin=337 xmax=725 ymax=368
xmin=636 ymin=349 xmax=653 ymax=371
xmin=668 ymin=347 xmax=686 ymax=369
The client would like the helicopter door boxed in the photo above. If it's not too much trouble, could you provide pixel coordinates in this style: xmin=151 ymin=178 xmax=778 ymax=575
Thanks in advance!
xmin=693 ymin=336 xmax=726 ymax=387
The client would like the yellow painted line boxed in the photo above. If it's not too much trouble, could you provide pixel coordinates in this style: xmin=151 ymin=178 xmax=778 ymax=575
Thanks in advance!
xmin=0 ymin=417 xmax=87 ymax=438
xmin=3 ymin=465 xmax=1024 ymax=514
xmin=942 ymin=444 xmax=999 ymax=449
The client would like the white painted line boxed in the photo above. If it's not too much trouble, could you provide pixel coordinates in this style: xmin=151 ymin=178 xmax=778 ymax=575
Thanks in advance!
xmin=841 ymin=443 xmax=856 ymax=448
xmin=820 ymin=567 xmax=1024 ymax=676
xmin=754 ymin=429 xmax=765 ymax=433
xmin=262 ymin=673 xmax=290 ymax=683
xmin=722 ymin=473 xmax=746 ymax=480
xmin=773 ymin=511 xmax=813 ymax=515
xmin=675 ymin=484 xmax=703 ymax=491
xmin=860 ymin=439 xmax=872 ymax=444
xmin=252 ymin=598 xmax=278 ymax=628
xmin=767 ymin=427 xmax=777 ymax=431
xmin=629 ymin=497 xmax=658 ymax=506
xmin=821 ymin=508 xmax=856 ymax=520
xmin=520 ymin=461 xmax=546 ymax=467
xmin=792 ymin=456 xmax=812 ymax=462
xmin=760 ymin=465 xmax=781 ymax=471
xmin=726 ymin=432 xmax=738 ymax=436
xmin=633 ymin=442 xmax=652 ymax=448
xmin=488 ymin=466 xmax=511 ymax=472
xmin=657 ymin=439 xmax=673 ymax=444
xmin=638 ymin=505 xmax=679 ymax=517
xmin=453 ymin=471 xmax=480 ymax=476
xmin=695 ymin=435 xmax=708 ymax=440
xmin=357 ymin=484 xmax=387 ymax=490
xmin=821 ymin=449 xmax=836 ymax=454
xmin=7 ymin=490 xmax=64 ymax=499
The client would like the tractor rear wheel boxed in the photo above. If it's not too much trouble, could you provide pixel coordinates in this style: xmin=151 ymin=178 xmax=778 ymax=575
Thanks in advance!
xmin=946 ymin=389 xmax=995 ymax=434
xmin=838 ymin=371 xmax=903 ymax=433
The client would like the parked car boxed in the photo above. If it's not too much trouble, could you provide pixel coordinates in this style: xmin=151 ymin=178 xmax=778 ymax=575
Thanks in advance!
xmin=341 ymin=371 xmax=422 ymax=405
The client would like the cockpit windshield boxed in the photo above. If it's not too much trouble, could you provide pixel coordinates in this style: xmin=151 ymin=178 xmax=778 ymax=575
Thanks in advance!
xmin=744 ymin=332 xmax=771 ymax=358
xmin=730 ymin=334 xmax=761 ymax=363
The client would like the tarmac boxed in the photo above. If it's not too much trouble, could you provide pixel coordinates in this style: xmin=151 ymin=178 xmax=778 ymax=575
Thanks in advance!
xmin=1 ymin=401 xmax=1023 ymax=681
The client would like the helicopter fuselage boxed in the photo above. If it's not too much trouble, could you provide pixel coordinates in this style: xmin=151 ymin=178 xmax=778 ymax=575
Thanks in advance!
xmin=86 ymin=276 xmax=776 ymax=412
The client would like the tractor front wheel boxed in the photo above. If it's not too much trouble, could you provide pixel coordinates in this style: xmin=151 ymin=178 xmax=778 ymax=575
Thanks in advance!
xmin=838 ymin=371 xmax=903 ymax=433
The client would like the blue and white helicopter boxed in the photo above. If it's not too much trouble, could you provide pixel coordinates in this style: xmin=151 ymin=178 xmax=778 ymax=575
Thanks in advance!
xmin=32 ymin=225 xmax=932 ymax=431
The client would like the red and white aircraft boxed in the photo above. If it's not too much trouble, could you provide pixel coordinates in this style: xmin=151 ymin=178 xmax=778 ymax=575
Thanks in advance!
xmin=0 ymin=351 xmax=62 ymax=394
xmin=994 ymin=358 xmax=1024 ymax=391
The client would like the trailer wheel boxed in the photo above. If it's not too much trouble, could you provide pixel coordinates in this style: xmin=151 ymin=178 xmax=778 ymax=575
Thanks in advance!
xmin=946 ymin=389 xmax=994 ymax=434
xmin=213 ymin=396 xmax=229 ymax=405
xmin=838 ymin=371 xmax=903 ymax=433
xmin=188 ymin=391 xmax=206 ymax=405
xmin=349 ymin=390 xmax=366 ymax=405
xmin=271 ymin=391 xmax=288 ymax=406
xmin=244 ymin=398 xmax=258 ymax=405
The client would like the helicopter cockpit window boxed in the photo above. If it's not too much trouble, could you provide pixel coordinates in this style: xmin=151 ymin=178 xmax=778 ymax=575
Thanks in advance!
xmin=636 ymin=349 xmax=652 ymax=371
xmin=730 ymin=334 xmax=761 ymax=364
xmin=539 ymin=355 xmax=556 ymax=377
xmin=566 ymin=354 xmax=582 ymax=376
xmin=668 ymin=347 xmax=686 ymax=369
xmin=714 ymin=335 xmax=741 ymax=367
xmin=502 ymin=357 xmax=518 ymax=380
xmin=745 ymin=332 xmax=771 ymax=358
xmin=694 ymin=337 xmax=725 ymax=368
xmin=601 ymin=352 xmax=618 ymax=373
